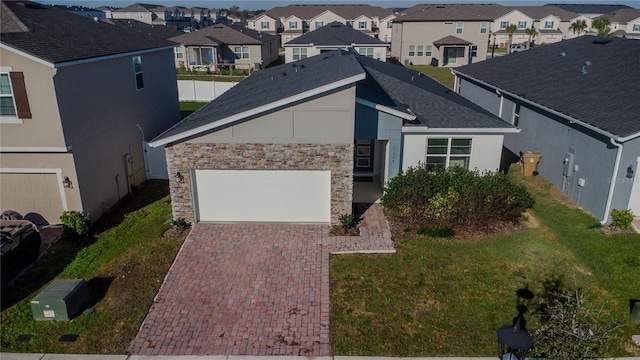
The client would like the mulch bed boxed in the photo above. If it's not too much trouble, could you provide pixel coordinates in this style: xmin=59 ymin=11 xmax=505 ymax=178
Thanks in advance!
xmin=599 ymin=224 xmax=637 ymax=236
xmin=329 ymin=225 xmax=360 ymax=236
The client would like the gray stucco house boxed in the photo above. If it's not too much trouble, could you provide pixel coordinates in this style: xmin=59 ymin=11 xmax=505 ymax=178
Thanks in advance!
xmin=453 ymin=36 xmax=640 ymax=223
xmin=150 ymin=51 xmax=517 ymax=225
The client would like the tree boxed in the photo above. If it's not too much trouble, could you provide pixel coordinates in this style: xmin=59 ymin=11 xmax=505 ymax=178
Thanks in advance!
xmin=505 ymin=24 xmax=518 ymax=51
xmin=569 ymin=19 xmax=588 ymax=36
xmin=525 ymin=26 xmax=538 ymax=48
xmin=591 ymin=17 xmax=611 ymax=36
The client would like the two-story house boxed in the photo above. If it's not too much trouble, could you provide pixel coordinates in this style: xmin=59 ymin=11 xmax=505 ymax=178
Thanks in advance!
xmin=391 ymin=4 xmax=498 ymax=67
xmin=0 ymin=0 xmax=180 ymax=225
xmin=606 ymin=9 xmax=640 ymax=39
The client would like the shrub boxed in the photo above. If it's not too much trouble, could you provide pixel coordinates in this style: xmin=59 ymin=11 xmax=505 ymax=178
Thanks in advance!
xmin=610 ymin=209 xmax=634 ymax=229
xmin=532 ymin=289 xmax=622 ymax=359
xmin=171 ymin=218 xmax=190 ymax=230
xmin=339 ymin=213 xmax=356 ymax=230
xmin=381 ymin=165 xmax=534 ymax=230
xmin=60 ymin=210 xmax=92 ymax=237
xmin=416 ymin=224 xmax=454 ymax=238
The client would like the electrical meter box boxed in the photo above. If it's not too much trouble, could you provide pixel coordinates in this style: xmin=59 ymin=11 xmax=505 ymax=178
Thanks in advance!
xmin=31 ymin=279 xmax=90 ymax=321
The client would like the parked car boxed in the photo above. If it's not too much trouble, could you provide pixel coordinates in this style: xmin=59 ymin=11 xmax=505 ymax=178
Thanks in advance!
xmin=510 ymin=44 xmax=527 ymax=53
xmin=0 ymin=219 xmax=41 ymax=272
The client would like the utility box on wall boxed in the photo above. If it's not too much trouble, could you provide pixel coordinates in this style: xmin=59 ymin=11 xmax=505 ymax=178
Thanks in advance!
xmin=31 ymin=279 xmax=90 ymax=321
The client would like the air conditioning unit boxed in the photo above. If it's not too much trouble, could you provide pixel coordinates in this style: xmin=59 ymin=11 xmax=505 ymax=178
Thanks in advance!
xmin=31 ymin=279 xmax=91 ymax=321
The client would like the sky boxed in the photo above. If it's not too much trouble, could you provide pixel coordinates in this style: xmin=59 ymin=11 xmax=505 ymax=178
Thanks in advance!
xmin=40 ymin=0 xmax=640 ymax=10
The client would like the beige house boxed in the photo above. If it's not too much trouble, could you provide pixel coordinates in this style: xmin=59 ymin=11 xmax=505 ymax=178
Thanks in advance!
xmin=0 ymin=1 xmax=180 ymax=225
xmin=391 ymin=4 xmax=496 ymax=67
xmin=606 ymin=9 xmax=640 ymax=39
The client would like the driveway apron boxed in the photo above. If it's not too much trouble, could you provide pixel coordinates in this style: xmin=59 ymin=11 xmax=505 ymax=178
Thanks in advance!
xmin=130 ymin=203 xmax=394 ymax=356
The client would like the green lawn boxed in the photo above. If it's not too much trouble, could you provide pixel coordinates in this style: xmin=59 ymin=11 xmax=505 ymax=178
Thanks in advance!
xmin=0 ymin=181 xmax=186 ymax=354
xmin=180 ymin=101 xmax=208 ymax=119
xmin=330 ymin=169 xmax=640 ymax=356
xmin=407 ymin=65 xmax=456 ymax=89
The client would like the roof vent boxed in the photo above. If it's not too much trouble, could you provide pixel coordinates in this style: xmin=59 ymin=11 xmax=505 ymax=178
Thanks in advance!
xmin=559 ymin=52 xmax=566 ymax=57
xmin=593 ymin=38 xmax=612 ymax=44
xmin=281 ymin=72 xmax=287 ymax=77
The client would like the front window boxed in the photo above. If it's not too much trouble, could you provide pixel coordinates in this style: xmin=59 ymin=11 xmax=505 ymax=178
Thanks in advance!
xmin=358 ymin=21 xmax=367 ymax=29
xmin=416 ymin=45 xmax=424 ymax=56
xmin=426 ymin=138 xmax=472 ymax=170
xmin=358 ymin=47 xmax=374 ymax=58
xmin=289 ymin=21 xmax=298 ymax=29
xmin=425 ymin=45 xmax=432 ymax=56
xmin=456 ymin=22 xmax=463 ymax=34
xmin=408 ymin=45 xmax=415 ymax=56
xmin=387 ymin=21 xmax=392 ymax=28
xmin=234 ymin=46 xmax=249 ymax=59
xmin=132 ymin=56 xmax=143 ymax=90
xmin=188 ymin=47 xmax=214 ymax=65
xmin=174 ymin=46 xmax=184 ymax=59
xmin=545 ymin=20 xmax=554 ymax=29
xmin=292 ymin=47 xmax=307 ymax=60
xmin=346 ymin=20 xmax=354 ymax=27
xmin=471 ymin=45 xmax=478 ymax=57
xmin=480 ymin=22 xmax=488 ymax=34
xmin=315 ymin=21 xmax=323 ymax=29
xmin=0 ymin=73 xmax=16 ymax=116
xmin=633 ymin=24 xmax=640 ymax=32
xmin=518 ymin=21 xmax=527 ymax=29
xmin=261 ymin=21 xmax=269 ymax=29
xmin=500 ymin=21 xmax=509 ymax=29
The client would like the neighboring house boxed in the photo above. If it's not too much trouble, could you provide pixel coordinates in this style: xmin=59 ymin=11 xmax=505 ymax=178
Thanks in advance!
xmin=111 ymin=3 xmax=159 ymax=24
xmin=605 ymin=9 xmax=640 ymax=39
xmin=149 ymin=51 xmax=517 ymax=225
xmin=46 ymin=4 xmax=106 ymax=20
xmin=96 ymin=6 xmax=118 ymax=19
xmin=0 ymin=0 xmax=181 ymax=225
xmin=170 ymin=24 xmax=279 ymax=70
xmin=391 ymin=4 xmax=499 ymax=67
xmin=105 ymin=18 xmax=183 ymax=40
xmin=284 ymin=22 xmax=389 ymax=63
xmin=546 ymin=3 xmax=633 ymax=19
xmin=111 ymin=3 xmax=200 ymax=31
xmin=490 ymin=6 xmax=584 ymax=46
xmin=453 ymin=36 xmax=640 ymax=223
xmin=247 ymin=4 xmax=396 ymax=45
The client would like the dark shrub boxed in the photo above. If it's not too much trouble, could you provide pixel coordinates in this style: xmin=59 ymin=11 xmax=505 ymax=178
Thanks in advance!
xmin=416 ymin=224 xmax=454 ymax=238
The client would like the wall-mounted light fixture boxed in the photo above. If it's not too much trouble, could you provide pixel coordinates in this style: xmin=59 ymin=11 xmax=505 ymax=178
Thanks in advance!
xmin=627 ymin=165 xmax=634 ymax=179
xmin=63 ymin=176 xmax=73 ymax=189
xmin=175 ymin=171 xmax=184 ymax=184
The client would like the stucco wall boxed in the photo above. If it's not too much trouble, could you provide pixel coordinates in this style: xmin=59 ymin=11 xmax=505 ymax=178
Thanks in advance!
xmin=165 ymin=143 xmax=353 ymax=224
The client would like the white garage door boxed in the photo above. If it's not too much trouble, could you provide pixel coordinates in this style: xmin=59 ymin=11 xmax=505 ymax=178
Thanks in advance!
xmin=194 ymin=169 xmax=331 ymax=223
xmin=0 ymin=172 xmax=65 ymax=225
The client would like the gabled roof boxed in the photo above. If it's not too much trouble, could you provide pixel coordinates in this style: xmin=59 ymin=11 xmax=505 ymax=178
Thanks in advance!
xmin=112 ymin=3 xmax=159 ymax=13
xmin=1 ymin=0 xmax=176 ymax=66
xmin=396 ymin=4 xmax=501 ymax=22
xmin=546 ymin=3 xmax=633 ymax=15
xmin=505 ymin=6 xmax=578 ymax=21
xmin=254 ymin=4 xmax=393 ymax=21
xmin=150 ymin=50 xmax=513 ymax=146
xmin=284 ymin=21 xmax=386 ymax=46
xmin=105 ymin=18 xmax=182 ymax=40
xmin=604 ymin=9 xmax=640 ymax=23
xmin=433 ymin=35 xmax=472 ymax=47
xmin=454 ymin=36 xmax=640 ymax=140
xmin=170 ymin=24 xmax=276 ymax=46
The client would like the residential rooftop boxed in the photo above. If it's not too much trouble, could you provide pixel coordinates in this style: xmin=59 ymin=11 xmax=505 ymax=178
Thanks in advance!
xmin=285 ymin=21 xmax=387 ymax=46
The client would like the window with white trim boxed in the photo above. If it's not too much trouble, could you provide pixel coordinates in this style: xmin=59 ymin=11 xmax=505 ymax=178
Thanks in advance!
xmin=545 ymin=20 xmax=554 ymax=29
xmin=289 ymin=21 xmax=298 ymax=29
xmin=425 ymin=45 xmax=432 ymax=56
xmin=500 ymin=21 xmax=509 ymax=29
xmin=261 ymin=21 xmax=270 ymax=29
xmin=518 ymin=20 xmax=527 ymax=29
xmin=292 ymin=47 xmax=307 ymax=60
xmin=234 ymin=46 xmax=249 ymax=59
xmin=387 ymin=21 xmax=392 ymax=28
xmin=633 ymin=24 xmax=640 ymax=32
xmin=456 ymin=22 xmax=463 ymax=34
xmin=315 ymin=21 xmax=323 ymax=29
xmin=426 ymin=138 xmax=472 ymax=170
xmin=471 ymin=45 xmax=478 ymax=57
xmin=132 ymin=56 xmax=144 ymax=90
xmin=480 ymin=22 xmax=488 ymax=34
xmin=0 ymin=73 xmax=16 ymax=116
xmin=139 ymin=13 xmax=144 ymax=19
xmin=416 ymin=45 xmax=424 ymax=56
xmin=358 ymin=21 xmax=367 ymax=29
xmin=512 ymin=103 xmax=521 ymax=126
xmin=358 ymin=47 xmax=374 ymax=58
xmin=174 ymin=46 xmax=184 ymax=59
xmin=408 ymin=45 xmax=415 ymax=56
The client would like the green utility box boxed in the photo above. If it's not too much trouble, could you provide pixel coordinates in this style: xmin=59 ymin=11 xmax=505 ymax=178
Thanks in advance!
xmin=31 ymin=279 xmax=90 ymax=321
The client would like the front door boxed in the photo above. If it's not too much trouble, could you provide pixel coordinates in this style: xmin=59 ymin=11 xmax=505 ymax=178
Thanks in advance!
xmin=354 ymin=139 xmax=374 ymax=174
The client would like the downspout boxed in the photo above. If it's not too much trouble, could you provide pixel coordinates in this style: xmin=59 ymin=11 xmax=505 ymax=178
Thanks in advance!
xmin=452 ymin=71 xmax=459 ymax=93
xmin=601 ymin=137 xmax=624 ymax=224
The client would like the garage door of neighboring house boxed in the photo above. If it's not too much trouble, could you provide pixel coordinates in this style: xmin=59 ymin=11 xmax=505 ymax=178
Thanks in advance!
xmin=0 ymin=171 xmax=66 ymax=225
xmin=193 ymin=169 xmax=331 ymax=223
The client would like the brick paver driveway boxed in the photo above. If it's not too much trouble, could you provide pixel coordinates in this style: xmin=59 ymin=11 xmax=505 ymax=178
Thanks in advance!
xmin=130 ymin=203 xmax=394 ymax=356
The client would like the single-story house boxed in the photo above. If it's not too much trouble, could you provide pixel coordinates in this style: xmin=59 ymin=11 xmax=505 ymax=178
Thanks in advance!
xmin=149 ymin=50 xmax=518 ymax=225
xmin=283 ymin=21 xmax=389 ymax=63
xmin=454 ymin=36 xmax=640 ymax=222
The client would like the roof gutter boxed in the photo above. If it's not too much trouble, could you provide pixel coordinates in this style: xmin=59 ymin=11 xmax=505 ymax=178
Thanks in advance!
xmin=150 ymin=72 xmax=366 ymax=147
xmin=356 ymin=97 xmax=416 ymax=120
xmin=452 ymin=70 xmax=637 ymax=143
xmin=601 ymin=138 xmax=624 ymax=224
xmin=402 ymin=126 xmax=520 ymax=134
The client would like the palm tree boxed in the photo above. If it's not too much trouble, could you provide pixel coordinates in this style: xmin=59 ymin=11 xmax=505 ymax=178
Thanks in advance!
xmin=591 ymin=17 xmax=611 ymax=36
xmin=505 ymin=24 xmax=518 ymax=51
xmin=569 ymin=19 xmax=588 ymax=36
xmin=525 ymin=26 xmax=538 ymax=48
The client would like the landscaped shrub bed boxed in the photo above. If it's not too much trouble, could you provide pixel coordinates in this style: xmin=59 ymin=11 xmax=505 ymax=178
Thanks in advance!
xmin=381 ymin=166 xmax=534 ymax=231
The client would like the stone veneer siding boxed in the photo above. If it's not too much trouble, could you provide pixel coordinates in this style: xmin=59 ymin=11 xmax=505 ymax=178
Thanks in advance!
xmin=166 ymin=143 xmax=354 ymax=224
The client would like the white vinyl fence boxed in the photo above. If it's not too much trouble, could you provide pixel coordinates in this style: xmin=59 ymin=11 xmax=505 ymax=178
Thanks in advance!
xmin=177 ymin=80 xmax=238 ymax=102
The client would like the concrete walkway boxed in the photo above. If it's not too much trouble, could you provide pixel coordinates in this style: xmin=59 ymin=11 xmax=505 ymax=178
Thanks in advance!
xmin=0 ymin=354 xmax=506 ymax=360
xmin=130 ymin=204 xmax=394 ymax=356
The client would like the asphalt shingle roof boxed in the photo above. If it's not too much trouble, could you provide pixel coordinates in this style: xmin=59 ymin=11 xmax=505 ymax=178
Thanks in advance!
xmin=546 ymin=3 xmax=633 ymax=15
xmin=170 ymin=24 xmax=276 ymax=46
xmin=396 ymin=4 xmax=502 ymax=22
xmin=455 ymin=36 xmax=640 ymax=139
xmin=105 ymin=18 xmax=182 ymax=40
xmin=1 ymin=0 xmax=175 ymax=64
xmin=152 ymin=50 xmax=512 ymax=144
xmin=605 ymin=9 xmax=640 ymax=23
xmin=285 ymin=21 xmax=386 ymax=46
xmin=257 ymin=4 xmax=393 ymax=21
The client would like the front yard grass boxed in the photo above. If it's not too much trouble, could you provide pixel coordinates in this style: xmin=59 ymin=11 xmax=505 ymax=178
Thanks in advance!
xmin=0 ymin=180 xmax=186 ymax=354
xmin=407 ymin=65 xmax=455 ymax=89
xmin=330 ymin=169 xmax=640 ymax=356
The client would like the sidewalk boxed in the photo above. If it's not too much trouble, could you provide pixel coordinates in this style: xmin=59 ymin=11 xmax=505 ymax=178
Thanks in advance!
xmin=2 ymin=355 xmax=639 ymax=360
